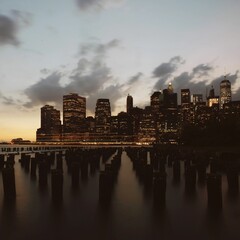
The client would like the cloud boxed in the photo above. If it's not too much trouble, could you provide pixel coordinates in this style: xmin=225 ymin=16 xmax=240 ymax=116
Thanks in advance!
xmin=1 ymin=96 xmax=16 ymax=105
xmin=153 ymin=56 xmax=185 ymax=90
xmin=19 ymin=50 xmax=240 ymax=113
xmin=192 ymin=64 xmax=214 ymax=78
xmin=0 ymin=10 xmax=32 ymax=46
xmin=153 ymin=59 xmax=239 ymax=101
xmin=11 ymin=10 xmax=32 ymax=27
xmin=24 ymin=72 xmax=65 ymax=108
xmin=87 ymin=84 xmax=122 ymax=114
xmin=40 ymin=68 xmax=51 ymax=74
xmin=76 ymin=0 xmax=123 ymax=11
xmin=0 ymin=91 xmax=22 ymax=106
xmin=79 ymin=39 xmax=120 ymax=56
xmin=127 ymin=72 xmax=143 ymax=85
xmin=172 ymin=70 xmax=239 ymax=98
xmin=0 ymin=14 xmax=19 ymax=46
xmin=23 ymin=39 xmax=124 ymax=114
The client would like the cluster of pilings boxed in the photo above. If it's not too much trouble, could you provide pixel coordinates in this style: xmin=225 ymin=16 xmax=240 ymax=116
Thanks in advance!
xmin=126 ymin=147 xmax=168 ymax=208
xmin=183 ymin=151 xmax=209 ymax=193
xmin=1 ymin=147 xmax=118 ymax=203
xmin=99 ymin=148 xmax=122 ymax=204
xmin=65 ymin=148 xmax=103 ymax=185
xmin=0 ymin=154 xmax=5 ymax=169
xmin=126 ymin=147 xmax=240 ymax=212
xmin=1 ymin=147 xmax=240 ymax=212
xmin=1 ymin=154 xmax=16 ymax=201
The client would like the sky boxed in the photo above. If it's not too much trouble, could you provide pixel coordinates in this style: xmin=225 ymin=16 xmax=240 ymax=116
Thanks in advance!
xmin=0 ymin=0 xmax=240 ymax=141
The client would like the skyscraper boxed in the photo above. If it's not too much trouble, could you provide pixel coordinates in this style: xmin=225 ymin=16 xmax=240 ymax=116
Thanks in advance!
xmin=95 ymin=99 xmax=111 ymax=135
xmin=63 ymin=93 xmax=86 ymax=134
xmin=163 ymin=83 xmax=178 ymax=108
xmin=207 ymin=86 xmax=219 ymax=107
xmin=220 ymin=76 xmax=231 ymax=109
xmin=180 ymin=89 xmax=194 ymax=126
xmin=181 ymin=89 xmax=190 ymax=106
xmin=126 ymin=94 xmax=133 ymax=114
xmin=36 ymin=105 xmax=61 ymax=141
xmin=151 ymin=90 xmax=163 ymax=114
xmin=192 ymin=94 xmax=203 ymax=105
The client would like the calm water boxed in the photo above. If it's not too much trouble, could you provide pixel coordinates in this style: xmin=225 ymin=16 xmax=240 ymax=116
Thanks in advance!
xmin=0 ymin=150 xmax=240 ymax=240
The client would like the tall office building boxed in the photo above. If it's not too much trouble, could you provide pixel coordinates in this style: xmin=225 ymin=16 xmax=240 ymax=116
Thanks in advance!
xmin=138 ymin=106 xmax=156 ymax=142
xmin=180 ymin=89 xmax=194 ymax=126
xmin=181 ymin=89 xmax=191 ymax=106
xmin=36 ymin=105 xmax=61 ymax=141
xmin=161 ymin=83 xmax=179 ymax=144
xmin=95 ymin=99 xmax=111 ymax=135
xmin=220 ymin=76 xmax=231 ymax=109
xmin=126 ymin=94 xmax=133 ymax=114
xmin=118 ymin=111 xmax=133 ymax=137
xmin=151 ymin=90 xmax=163 ymax=114
xmin=163 ymin=83 xmax=178 ymax=108
xmin=207 ymin=86 xmax=219 ymax=107
xmin=63 ymin=93 xmax=86 ymax=134
xmin=192 ymin=94 xmax=203 ymax=105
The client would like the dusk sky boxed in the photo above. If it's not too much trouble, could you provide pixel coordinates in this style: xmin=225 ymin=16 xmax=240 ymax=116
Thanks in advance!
xmin=0 ymin=0 xmax=240 ymax=141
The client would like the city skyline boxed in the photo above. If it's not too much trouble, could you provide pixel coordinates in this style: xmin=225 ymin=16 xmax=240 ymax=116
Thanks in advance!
xmin=2 ymin=76 xmax=240 ymax=142
xmin=35 ymin=78 xmax=240 ymax=145
xmin=1 ymin=0 xmax=240 ymax=141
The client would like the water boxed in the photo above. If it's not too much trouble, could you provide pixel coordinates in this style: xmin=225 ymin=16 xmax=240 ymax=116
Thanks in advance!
xmin=0 ymin=150 xmax=240 ymax=240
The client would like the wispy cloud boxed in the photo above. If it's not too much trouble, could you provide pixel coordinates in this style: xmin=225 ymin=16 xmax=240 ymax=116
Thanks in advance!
xmin=152 ymin=58 xmax=240 ymax=99
xmin=76 ymin=0 xmax=124 ymax=11
xmin=0 ymin=10 xmax=32 ymax=47
xmin=153 ymin=56 xmax=185 ymax=90
xmin=23 ymin=39 xmax=123 ymax=114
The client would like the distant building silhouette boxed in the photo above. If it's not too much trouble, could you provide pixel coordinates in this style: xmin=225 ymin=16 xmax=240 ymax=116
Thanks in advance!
xmin=151 ymin=90 xmax=163 ymax=115
xmin=118 ymin=112 xmax=133 ymax=140
xmin=181 ymin=89 xmax=190 ymax=106
xmin=36 ymin=78 xmax=240 ymax=145
xmin=220 ymin=76 xmax=231 ymax=109
xmin=36 ymin=105 xmax=61 ymax=141
xmin=163 ymin=83 xmax=177 ymax=108
xmin=126 ymin=94 xmax=133 ymax=114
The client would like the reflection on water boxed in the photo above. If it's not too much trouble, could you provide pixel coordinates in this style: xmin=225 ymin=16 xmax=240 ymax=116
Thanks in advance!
xmin=0 ymin=148 xmax=240 ymax=240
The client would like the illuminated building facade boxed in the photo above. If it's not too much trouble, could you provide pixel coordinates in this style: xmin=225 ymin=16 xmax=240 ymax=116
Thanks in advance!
xmin=180 ymin=89 xmax=193 ymax=126
xmin=157 ymin=83 xmax=179 ymax=144
xmin=192 ymin=94 xmax=203 ymax=105
xmin=207 ymin=86 xmax=219 ymax=108
xmin=220 ymin=76 xmax=231 ymax=109
xmin=63 ymin=93 xmax=86 ymax=141
xmin=95 ymin=99 xmax=111 ymax=136
xmin=36 ymin=105 xmax=61 ymax=141
xmin=138 ymin=106 xmax=156 ymax=142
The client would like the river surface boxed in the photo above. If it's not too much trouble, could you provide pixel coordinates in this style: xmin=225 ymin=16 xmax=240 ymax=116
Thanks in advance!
xmin=0 ymin=150 xmax=240 ymax=240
